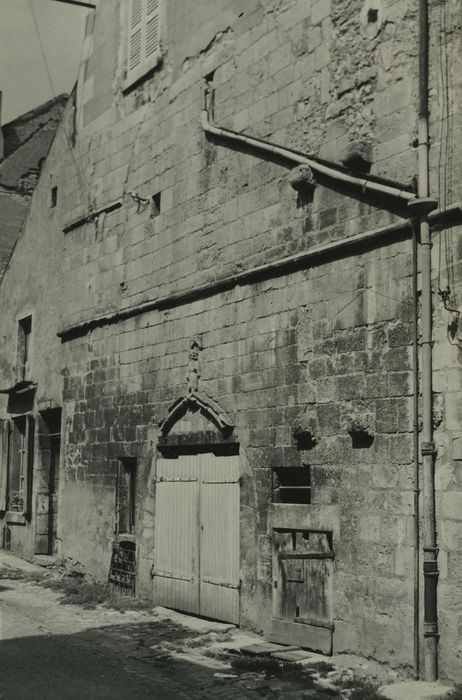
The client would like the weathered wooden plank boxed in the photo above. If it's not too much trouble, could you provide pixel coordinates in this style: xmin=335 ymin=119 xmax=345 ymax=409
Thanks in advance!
xmin=153 ymin=456 xmax=199 ymax=614
xmin=269 ymin=618 xmax=333 ymax=655
xmin=199 ymin=454 xmax=240 ymax=624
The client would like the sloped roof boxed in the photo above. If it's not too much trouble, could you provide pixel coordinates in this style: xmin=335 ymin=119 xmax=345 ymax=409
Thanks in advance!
xmin=1 ymin=94 xmax=68 ymax=159
xmin=0 ymin=126 xmax=56 ymax=189
xmin=0 ymin=94 xmax=68 ymax=284
xmin=0 ymin=190 xmax=29 ymax=281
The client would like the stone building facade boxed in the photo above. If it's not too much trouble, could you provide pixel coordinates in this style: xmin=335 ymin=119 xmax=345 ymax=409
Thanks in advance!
xmin=0 ymin=0 xmax=461 ymax=684
xmin=0 ymin=95 xmax=68 ymax=281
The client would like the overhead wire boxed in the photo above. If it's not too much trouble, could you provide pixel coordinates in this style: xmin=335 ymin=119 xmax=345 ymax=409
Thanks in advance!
xmin=435 ymin=0 xmax=461 ymax=349
xmin=27 ymin=0 xmax=94 ymax=215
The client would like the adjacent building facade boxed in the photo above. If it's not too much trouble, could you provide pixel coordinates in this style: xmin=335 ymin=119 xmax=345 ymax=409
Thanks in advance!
xmin=0 ymin=94 xmax=67 ymax=281
xmin=0 ymin=0 xmax=461 ymax=684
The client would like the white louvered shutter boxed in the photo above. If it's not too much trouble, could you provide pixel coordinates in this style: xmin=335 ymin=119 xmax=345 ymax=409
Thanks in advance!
xmin=128 ymin=0 xmax=143 ymax=78
xmin=145 ymin=0 xmax=160 ymax=60
xmin=126 ymin=0 xmax=161 ymax=87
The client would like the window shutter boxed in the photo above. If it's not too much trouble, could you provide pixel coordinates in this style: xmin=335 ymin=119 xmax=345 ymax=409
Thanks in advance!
xmin=145 ymin=0 xmax=160 ymax=60
xmin=24 ymin=415 xmax=35 ymax=518
xmin=127 ymin=0 xmax=143 ymax=80
xmin=125 ymin=0 xmax=161 ymax=88
xmin=0 ymin=419 xmax=10 ymax=511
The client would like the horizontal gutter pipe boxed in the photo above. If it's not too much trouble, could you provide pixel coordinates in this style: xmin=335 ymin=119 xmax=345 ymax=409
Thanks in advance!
xmin=56 ymin=201 xmax=460 ymax=342
xmin=201 ymin=85 xmax=416 ymax=204
xmin=58 ymin=218 xmax=412 ymax=341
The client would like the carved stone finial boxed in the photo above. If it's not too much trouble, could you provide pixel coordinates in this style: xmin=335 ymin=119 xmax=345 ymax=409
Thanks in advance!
xmin=187 ymin=336 xmax=203 ymax=393
xmin=190 ymin=336 xmax=203 ymax=351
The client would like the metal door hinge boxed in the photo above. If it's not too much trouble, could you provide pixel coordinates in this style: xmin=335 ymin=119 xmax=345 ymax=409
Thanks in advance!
xmin=153 ymin=570 xmax=194 ymax=583
xmin=201 ymin=578 xmax=241 ymax=590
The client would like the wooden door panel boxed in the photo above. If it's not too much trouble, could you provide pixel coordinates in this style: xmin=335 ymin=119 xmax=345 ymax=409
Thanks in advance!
xmin=199 ymin=454 xmax=240 ymax=623
xmin=153 ymin=456 xmax=200 ymax=614
xmin=272 ymin=529 xmax=334 ymax=654
xmin=153 ymin=453 xmax=240 ymax=624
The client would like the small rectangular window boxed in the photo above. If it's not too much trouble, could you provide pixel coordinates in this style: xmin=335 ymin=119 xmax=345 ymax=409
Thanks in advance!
xmin=151 ymin=192 xmax=161 ymax=217
xmin=17 ymin=316 xmax=32 ymax=381
xmin=116 ymin=458 xmax=136 ymax=535
xmin=51 ymin=186 xmax=58 ymax=208
xmin=272 ymin=467 xmax=311 ymax=504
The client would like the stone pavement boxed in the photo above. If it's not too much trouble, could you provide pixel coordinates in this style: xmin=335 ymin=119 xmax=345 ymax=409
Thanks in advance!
xmin=0 ymin=552 xmax=454 ymax=699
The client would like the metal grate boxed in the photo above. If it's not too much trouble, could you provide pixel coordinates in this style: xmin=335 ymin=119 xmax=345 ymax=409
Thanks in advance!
xmin=108 ymin=540 xmax=136 ymax=596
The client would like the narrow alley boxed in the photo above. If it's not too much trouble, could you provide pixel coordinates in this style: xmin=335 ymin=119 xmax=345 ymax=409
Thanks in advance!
xmin=0 ymin=557 xmax=263 ymax=700
xmin=0 ymin=553 xmax=412 ymax=700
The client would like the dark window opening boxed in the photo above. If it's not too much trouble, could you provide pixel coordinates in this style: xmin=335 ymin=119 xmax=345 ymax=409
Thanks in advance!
xmin=51 ymin=186 xmax=58 ymax=208
xmin=351 ymin=431 xmax=374 ymax=449
xmin=272 ymin=466 xmax=311 ymax=504
xmin=17 ymin=316 xmax=32 ymax=381
xmin=38 ymin=408 xmax=62 ymax=555
xmin=367 ymin=8 xmax=378 ymax=22
xmin=151 ymin=192 xmax=161 ymax=217
xmin=116 ymin=458 xmax=136 ymax=535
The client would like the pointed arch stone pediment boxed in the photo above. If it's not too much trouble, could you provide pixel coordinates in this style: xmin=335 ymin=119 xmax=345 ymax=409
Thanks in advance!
xmin=159 ymin=390 xmax=234 ymax=438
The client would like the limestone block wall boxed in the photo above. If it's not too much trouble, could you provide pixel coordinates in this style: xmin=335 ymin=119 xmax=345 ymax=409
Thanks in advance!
xmin=0 ymin=0 xmax=461 ymax=683
xmin=59 ymin=236 xmax=415 ymax=668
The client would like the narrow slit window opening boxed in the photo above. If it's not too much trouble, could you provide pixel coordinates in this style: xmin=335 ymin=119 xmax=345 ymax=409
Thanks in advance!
xmin=151 ymin=192 xmax=161 ymax=217
xmin=17 ymin=316 xmax=32 ymax=381
xmin=116 ymin=457 xmax=136 ymax=535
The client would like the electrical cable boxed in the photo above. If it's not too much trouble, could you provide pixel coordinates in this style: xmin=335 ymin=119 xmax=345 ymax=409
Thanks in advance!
xmin=27 ymin=0 xmax=93 ymax=215
xmin=435 ymin=0 xmax=461 ymax=349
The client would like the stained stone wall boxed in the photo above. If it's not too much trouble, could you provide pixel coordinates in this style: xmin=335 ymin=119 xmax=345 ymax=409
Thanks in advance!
xmin=0 ymin=0 xmax=461 ymax=682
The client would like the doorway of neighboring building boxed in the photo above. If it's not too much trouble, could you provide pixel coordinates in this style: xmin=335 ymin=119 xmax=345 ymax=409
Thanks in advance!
xmin=36 ymin=408 xmax=61 ymax=555
xmin=153 ymin=452 xmax=240 ymax=624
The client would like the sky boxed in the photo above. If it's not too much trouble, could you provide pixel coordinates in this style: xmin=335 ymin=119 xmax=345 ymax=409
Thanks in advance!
xmin=0 ymin=0 xmax=87 ymax=124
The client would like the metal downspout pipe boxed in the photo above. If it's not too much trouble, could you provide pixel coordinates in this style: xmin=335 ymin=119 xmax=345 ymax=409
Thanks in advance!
xmin=418 ymin=0 xmax=439 ymax=682
xmin=201 ymin=86 xmax=417 ymax=205
xmin=412 ymin=221 xmax=420 ymax=681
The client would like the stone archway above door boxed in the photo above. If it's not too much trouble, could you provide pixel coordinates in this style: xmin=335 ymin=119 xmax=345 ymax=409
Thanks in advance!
xmin=158 ymin=390 xmax=235 ymax=444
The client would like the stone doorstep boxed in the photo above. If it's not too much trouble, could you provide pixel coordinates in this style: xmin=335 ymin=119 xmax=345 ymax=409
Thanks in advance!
xmin=32 ymin=555 xmax=58 ymax=568
xmin=379 ymin=680 xmax=454 ymax=700
xmin=272 ymin=649 xmax=318 ymax=662
xmin=238 ymin=641 xmax=299 ymax=656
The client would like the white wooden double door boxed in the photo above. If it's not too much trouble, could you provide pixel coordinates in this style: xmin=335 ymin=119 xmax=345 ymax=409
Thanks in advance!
xmin=153 ymin=454 xmax=240 ymax=624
